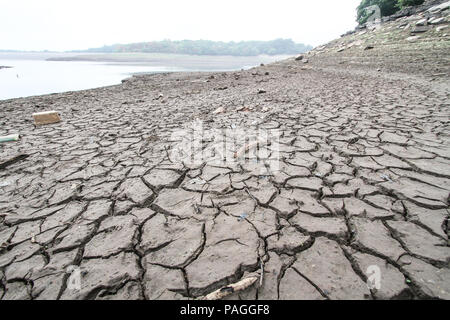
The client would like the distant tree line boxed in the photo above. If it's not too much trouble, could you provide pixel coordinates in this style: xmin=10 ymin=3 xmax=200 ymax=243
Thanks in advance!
xmin=80 ymin=39 xmax=312 ymax=56
xmin=357 ymin=0 xmax=425 ymax=24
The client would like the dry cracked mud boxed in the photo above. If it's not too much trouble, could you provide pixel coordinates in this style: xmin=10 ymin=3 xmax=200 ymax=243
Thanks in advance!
xmin=0 ymin=8 xmax=449 ymax=300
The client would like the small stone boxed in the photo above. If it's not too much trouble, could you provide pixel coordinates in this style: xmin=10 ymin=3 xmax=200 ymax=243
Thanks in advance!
xmin=429 ymin=17 xmax=445 ymax=25
xmin=407 ymin=35 xmax=420 ymax=41
xmin=411 ymin=26 xmax=430 ymax=34
xmin=416 ymin=18 xmax=428 ymax=26
xmin=213 ymin=106 xmax=225 ymax=114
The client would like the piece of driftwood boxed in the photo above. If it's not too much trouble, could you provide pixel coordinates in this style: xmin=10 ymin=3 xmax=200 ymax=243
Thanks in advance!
xmin=0 ymin=154 xmax=29 ymax=170
xmin=198 ymin=274 xmax=259 ymax=300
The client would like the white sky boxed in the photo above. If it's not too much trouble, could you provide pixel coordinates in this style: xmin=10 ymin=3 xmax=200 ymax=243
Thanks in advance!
xmin=1 ymin=0 xmax=361 ymax=52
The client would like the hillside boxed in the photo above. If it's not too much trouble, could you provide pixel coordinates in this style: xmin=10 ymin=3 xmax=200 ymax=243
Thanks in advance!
xmin=75 ymin=39 xmax=313 ymax=56
xmin=0 ymin=1 xmax=449 ymax=300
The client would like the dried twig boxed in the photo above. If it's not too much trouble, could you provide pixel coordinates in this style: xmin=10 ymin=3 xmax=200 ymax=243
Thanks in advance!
xmin=198 ymin=274 xmax=259 ymax=300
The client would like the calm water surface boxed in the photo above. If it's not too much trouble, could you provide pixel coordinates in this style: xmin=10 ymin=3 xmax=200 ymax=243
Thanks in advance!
xmin=0 ymin=53 xmax=290 ymax=100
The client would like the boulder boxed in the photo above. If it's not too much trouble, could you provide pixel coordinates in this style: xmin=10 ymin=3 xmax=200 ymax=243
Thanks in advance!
xmin=411 ymin=26 xmax=430 ymax=33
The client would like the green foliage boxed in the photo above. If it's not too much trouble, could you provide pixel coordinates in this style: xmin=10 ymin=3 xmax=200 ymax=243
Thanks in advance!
xmin=356 ymin=0 xmax=425 ymax=24
xmin=397 ymin=0 xmax=425 ymax=8
xmin=85 ymin=39 xmax=312 ymax=56
xmin=357 ymin=0 xmax=400 ymax=24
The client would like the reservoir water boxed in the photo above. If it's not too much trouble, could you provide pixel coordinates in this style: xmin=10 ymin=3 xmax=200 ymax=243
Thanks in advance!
xmin=0 ymin=52 xmax=290 ymax=100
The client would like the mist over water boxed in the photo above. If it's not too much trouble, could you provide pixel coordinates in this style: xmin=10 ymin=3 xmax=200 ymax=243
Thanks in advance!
xmin=0 ymin=53 xmax=290 ymax=100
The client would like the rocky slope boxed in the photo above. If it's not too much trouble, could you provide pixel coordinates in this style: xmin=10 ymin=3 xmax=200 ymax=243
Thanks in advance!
xmin=0 ymin=2 xmax=449 ymax=300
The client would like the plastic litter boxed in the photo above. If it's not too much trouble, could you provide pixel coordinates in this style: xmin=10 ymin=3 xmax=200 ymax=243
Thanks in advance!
xmin=0 ymin=134 xmax=20 ymax=143
xmin=190 ymin=178 xmax=206 ymax=185
xmin=238 ymin=213 xmax=248 ymax=221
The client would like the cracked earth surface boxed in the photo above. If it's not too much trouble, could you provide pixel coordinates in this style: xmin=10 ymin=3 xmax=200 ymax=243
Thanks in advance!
xmin=1 ymin=20 xmax=450 ymax=300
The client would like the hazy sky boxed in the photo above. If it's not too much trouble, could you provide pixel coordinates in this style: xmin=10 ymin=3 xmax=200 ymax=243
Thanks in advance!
xmin=1 ymin=0 xmax=361 ymax=51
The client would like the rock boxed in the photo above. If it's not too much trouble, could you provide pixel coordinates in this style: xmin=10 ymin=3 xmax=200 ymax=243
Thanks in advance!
xmin=364 ymin=45 xmax=374 ymax=50
xmin=295 ymin=55 xmax=304 ymax=61
xmin=257 ymin=89 xmax=266 ymax=94
xmin=429 ymin=17 xmax=446 ymax=25
xmin=32 ymin=110 xmax=61 ymax=125
xmin=428 ymin=1 xmax=450 ymax=13
xmin=337 ymin=48 xmax=345 ymax=52
xmin=436 ymin=25 xmax=448 ymax=31
xmin=213 ymin=106 xmax=225 ymax=114
xmin=416 ymin=18 xmax=428 ymax=26
xmin=407 ymin=35 xmax=421 ymax=41
xmin=302 ymin=59 xmax=309 ymax=63
xmin=411 ymin=26 xmax=430 ymax=33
